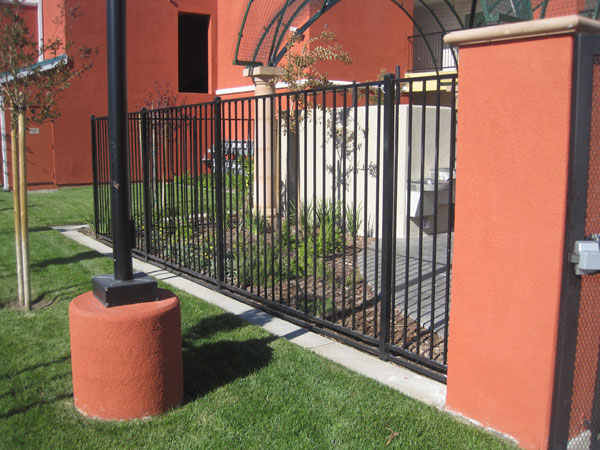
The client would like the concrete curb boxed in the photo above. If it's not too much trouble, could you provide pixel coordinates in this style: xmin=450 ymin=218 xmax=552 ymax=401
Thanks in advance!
xmin=54 ymin=224 xmax=447 ymax=410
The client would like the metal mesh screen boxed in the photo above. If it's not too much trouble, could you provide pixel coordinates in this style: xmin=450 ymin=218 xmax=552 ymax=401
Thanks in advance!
xmin=567 ymin=54 xmax=600 ymax=450
xmin=541 ymin=0 xmax=598 ymax=19
xmin=235 ymin=0 xmax=325 ymax=66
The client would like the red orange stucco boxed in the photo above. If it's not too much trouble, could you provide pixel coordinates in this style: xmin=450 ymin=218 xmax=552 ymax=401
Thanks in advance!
xmin=69 ymin=289 xmax=183 ymax=420
xmin=1 ymin=0 xmax=412 ymax=189
xmin=446 ymin=35 xmax=574 ymax=449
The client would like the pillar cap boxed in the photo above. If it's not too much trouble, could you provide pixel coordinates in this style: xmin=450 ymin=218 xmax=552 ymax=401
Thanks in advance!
xmin=445 ymin=15 xmax=600 ymax=47
xmin=243 ymin=66 xmax=284 ymax=78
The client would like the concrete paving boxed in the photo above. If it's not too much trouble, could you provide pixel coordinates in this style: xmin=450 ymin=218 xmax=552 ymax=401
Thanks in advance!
xmin=55 ymin=224 xmax=447 ymax=410
xmin=358 ymin=234 xmax=453 ymax=336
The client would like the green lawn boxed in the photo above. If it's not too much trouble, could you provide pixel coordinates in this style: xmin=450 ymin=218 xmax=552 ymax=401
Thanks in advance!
xmin=0 ymin=187 xmax=517 ymax=449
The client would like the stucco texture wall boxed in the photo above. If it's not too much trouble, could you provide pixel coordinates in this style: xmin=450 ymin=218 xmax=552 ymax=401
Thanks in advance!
xmin=446 ymin=35 xmax=573 ymax=450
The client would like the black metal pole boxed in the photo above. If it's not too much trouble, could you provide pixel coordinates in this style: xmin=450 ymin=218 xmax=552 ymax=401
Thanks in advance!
xmin=91 ymin=0 xmax=157 ymax=307
xmin=107 ymin=0 xmax=133 ymax=281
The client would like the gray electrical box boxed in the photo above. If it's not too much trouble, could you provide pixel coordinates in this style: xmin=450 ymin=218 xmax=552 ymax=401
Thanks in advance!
xmin=571 ymin=240 xmax=600 ymax=275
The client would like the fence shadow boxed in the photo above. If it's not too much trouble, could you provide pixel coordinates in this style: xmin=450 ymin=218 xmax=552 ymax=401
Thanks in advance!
xmin=183 ymin=313 xmax=249 ymax=341
xmin=0 ymin=392 xmax=73 ymax=419
xmin=31 ymin=250 xmax=101 ymax=269
xmin=182 ymin=314 xmax=276 ymax=400
xmin=0 ymin=354 xmax=70 ymax=380
xmin=0 ymin=355 xmax=72 ymax=419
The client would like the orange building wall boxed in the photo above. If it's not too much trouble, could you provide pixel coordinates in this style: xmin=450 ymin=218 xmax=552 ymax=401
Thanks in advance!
xmin=1 ymin=1 xmax=413 ymax=188
xmin=20 ymin=5 xmax=38 ymax=45
xmin=42 ymin=0 xmax=65 ymax=59
xmin=42 ymin=0 xmax=412 ymax=187
xmin=3 ymin=117 xmax=56 ymax=189
xmin=445 ymin=35 xmax=574 ymax=450
xmin=307 ymin=0 xmax=412 ymax=81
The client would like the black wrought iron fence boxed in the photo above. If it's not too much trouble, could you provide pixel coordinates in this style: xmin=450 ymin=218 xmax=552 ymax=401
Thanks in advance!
xmin=91 ymin=73 xmax=457 ymax=381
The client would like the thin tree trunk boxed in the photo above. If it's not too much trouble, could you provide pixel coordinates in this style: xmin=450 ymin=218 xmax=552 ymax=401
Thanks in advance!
xmin=10 ymin=110 xmax=23 ymax=307
xmin=18 ymin=101 xmax=30 ymax=311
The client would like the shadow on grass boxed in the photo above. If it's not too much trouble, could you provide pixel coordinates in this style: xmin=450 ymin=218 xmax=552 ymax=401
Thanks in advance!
xmin=0 ymin=393 xmax=73 ymax=419
xmin=0 ymin=226 xmax=51 ymax=235
xmin=1 ymin=354 xmax=70 ymax=380
xmin=0 ymin=356 xmax=72 ymax=419
xmin=0 ymin=284 xmax=85 ymax=310
xmin=182 ymin=314 xmax=277 ymax=400
xmin=183 ymin=313 xmax=252 ymax=340
xmin=31 ymin=250 xmax=101 ymax=269
xmin=31 ymin=285 xmax=88 ymax=309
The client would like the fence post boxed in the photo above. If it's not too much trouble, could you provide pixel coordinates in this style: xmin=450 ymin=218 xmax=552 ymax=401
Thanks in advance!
xmin=91 ymin=115 xmax=99 ymax=239
xmin=379 ymin=73 xmax=396 ymax=359
xmin=213 ymin=97 xmax=225 ymax=288
xmin=140 ymin=108 xmax=152 ymax=262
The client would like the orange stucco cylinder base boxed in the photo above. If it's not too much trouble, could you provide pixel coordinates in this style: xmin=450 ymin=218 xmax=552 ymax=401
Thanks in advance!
xmin=69 ymin=289 xmax=183 ymax=420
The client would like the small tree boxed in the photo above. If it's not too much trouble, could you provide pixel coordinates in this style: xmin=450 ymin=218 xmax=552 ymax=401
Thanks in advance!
xmin=279 ymin=30 xmax=352 ymax=92
xmin=138 ymin=82 xmax=185 ymax=210
xmin=0 ymin=0 xmax=95 ymax=310
xmin=277 ymin=30 xmax=353 ymax=218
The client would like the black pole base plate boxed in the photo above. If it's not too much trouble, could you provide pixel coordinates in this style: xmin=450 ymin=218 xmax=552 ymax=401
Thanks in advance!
xmin=92 ymin=273 xmax=158 ymax=307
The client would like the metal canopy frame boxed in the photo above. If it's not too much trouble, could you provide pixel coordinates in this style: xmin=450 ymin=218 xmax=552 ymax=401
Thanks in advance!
xmin=233 ymin=0 xmax=600 ymax=73
xmin=233 ymin=0 xmax=342 ymax=67
xmin=233 ymin=0 xmax=460 ymax=73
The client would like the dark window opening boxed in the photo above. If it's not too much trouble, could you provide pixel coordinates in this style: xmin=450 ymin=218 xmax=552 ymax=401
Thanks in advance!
xmin=178 ymin=13 xmax=209 ymax=93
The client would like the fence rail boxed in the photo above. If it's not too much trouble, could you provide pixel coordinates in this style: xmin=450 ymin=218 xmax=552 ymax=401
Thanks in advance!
xmin=92 ymin=73 xmax=457 ymax=381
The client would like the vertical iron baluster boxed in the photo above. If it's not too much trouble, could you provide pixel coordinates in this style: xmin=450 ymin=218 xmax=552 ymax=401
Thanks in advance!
xmin=303 ymin=91 xmax=308 ymax=312
xmin=228 ymin=101 xmax=234 ymax=284
xmin=192 ymin=107 xmax=199 ymax=273
xmin=294 ymin=92 xmax=300 ymax=310
xmin=274 ymin=94 xmax=280 ymax=304
xmin=198 ymin=105 xmax=207 ymax=276
xmin=278 ymin=95 xmax=283 ymax=303
xmin=352 ymin=83 xmax=358 ymax=330
xmin=240 ymin=102 xmax=246 ymax=287
xmin=321 ymin=90 xmax=327 ymax=319
xmin=91 ymin=116 xmax=100 ymax=239
xmin=210 ymin=105 xmax=217 ymax=279
xmin=250 ymin=99 xmax=257 ymax=293
xmin=214 ymin=98 xmax=225 ymax=287
xmin=444 ymin=77 xmax=457 ymax=365
xmin=391 ymin=78 xmax=401 ymax=345
xmin=341 ymin=88 xmax=347 ymax=327
xmin=374 ymin=86 xmax=382 ymax=338
xmin=234 ymin=101 xmax=241 ymax=287
xmin=286 ymin=94 xmax=292 ymax=306
xmin=416 ymin=81 xmax=428 ymax=356
xmin=362 ymin=86 xmax=370 ymax=335
xmin=312 ymin=91 xmax=318 ymax=317
xmin=331 ymin=88 xmax=337 ymax=323
xmin=379 ymin=74 xmax=396 ymax=359
xmin=404 ymin=81 xmax=414 ymax=348
xmin=429 ymin=78 xmax=441 ymax=360
xmin=176 ymin=109 xmax=183 ymax=267
xmin=141 ymin=108 xmax=152 ymax=261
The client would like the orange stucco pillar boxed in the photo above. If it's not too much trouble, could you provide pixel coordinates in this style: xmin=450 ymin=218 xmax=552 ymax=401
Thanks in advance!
xmin=69 ymin=289 xmax=183 ymax=420
xmin=444 ymin=16 xmax=600 ymax=450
